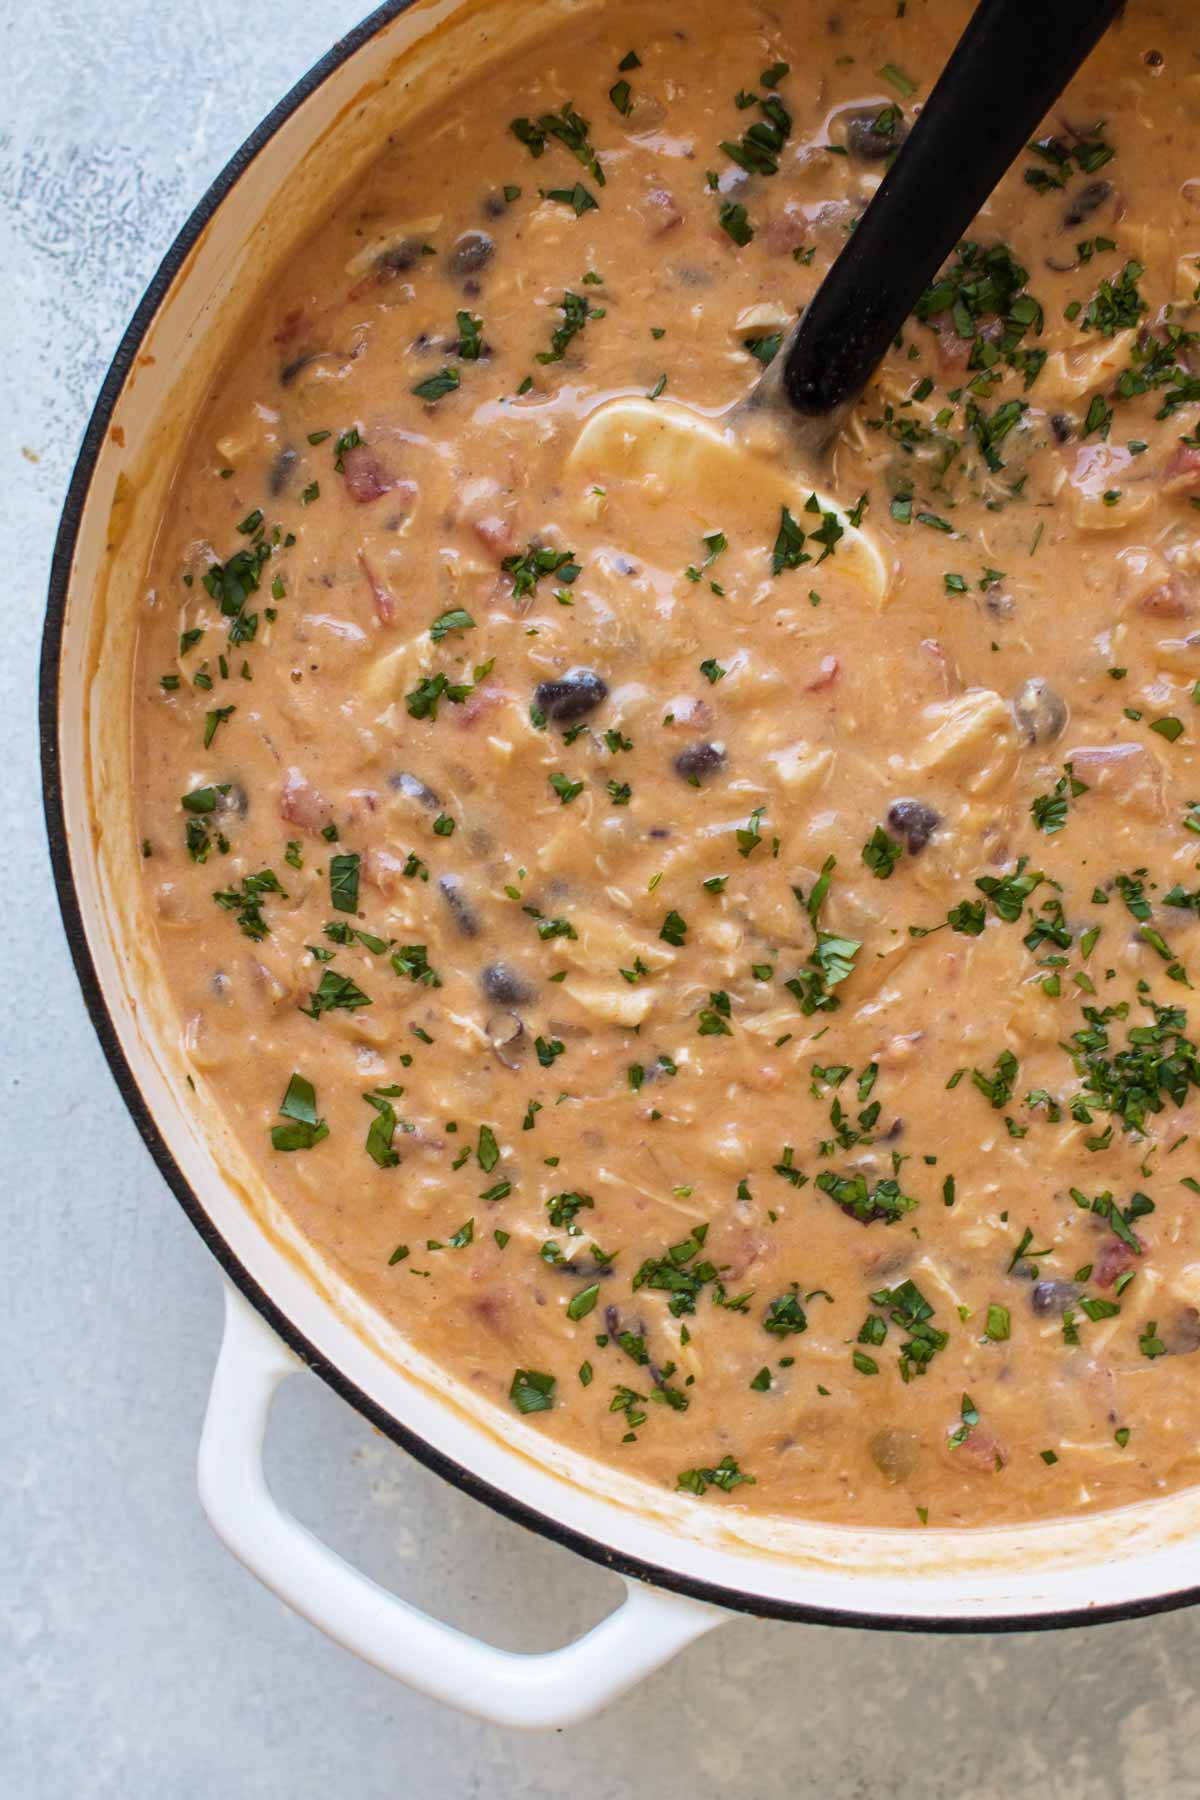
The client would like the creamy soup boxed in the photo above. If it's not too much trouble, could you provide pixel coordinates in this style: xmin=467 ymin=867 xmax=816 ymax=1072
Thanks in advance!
xmin=133 ymin=0 xmax=1200 ymax=1528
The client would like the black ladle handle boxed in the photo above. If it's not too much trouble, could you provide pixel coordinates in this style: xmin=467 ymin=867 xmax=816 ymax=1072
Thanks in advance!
xmin=782 ymin=0 xmax=1126 ymax=418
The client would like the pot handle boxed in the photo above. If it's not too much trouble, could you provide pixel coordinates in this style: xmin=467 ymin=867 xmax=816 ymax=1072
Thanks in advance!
xmin=198 ymin=1283 xmax=726 ymax=1729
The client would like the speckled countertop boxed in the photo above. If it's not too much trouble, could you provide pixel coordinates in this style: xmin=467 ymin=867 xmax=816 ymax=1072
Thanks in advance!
xmin=4 ymin=3 xmax=1200 ymax=1794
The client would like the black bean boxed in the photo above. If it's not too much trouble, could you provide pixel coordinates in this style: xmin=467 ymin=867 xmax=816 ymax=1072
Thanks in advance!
xmin=279 ymin=351 xmax=321 ymax=387
xmin=845 ymin=106 xmax=908 ymax=161
xmin=437 ymin=874 xmax=480 ymax=938
xmin=533 ymin=667 xmax=608 ymax=724
xmin=1031 ymin=1280 xmax=1081 ymax=1316
xmin=377 ymin=236 xmax=424 ymax=274
xmin=389 ymin=770 xmax=441 ymax=809
xmin=1050 ymin=412 xmax=1072 ymax=444
xmin=555 ymin=1256 xmax=614 ymax=1281
xmin=1145 ymin=48 xmax=1163 ymax=67
xmin=1063 ymin=180 xmax=1112 ymax=228
xmin=673 ymin=741 xmax=726 ymax=783
xmin=480 ymin=962 xmax=534 ymax=1006
xmin=447 ymin=231 xmax=495 ymax=280
xmin=482 ymin=192 xmax=507 ymax=220
xmin=1012 ymin=677 xmax=1068 ymax=744
xmin=886 ymin=798 xmax=940 ymax=854
xmin=269 ymin=447 xmax=298 ymax=496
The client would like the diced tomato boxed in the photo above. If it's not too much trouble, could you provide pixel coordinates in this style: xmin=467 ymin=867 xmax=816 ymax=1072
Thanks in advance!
xmin=1093 ymin=1233 xmax=1143 ymax=1288
xmin=453 ymin=680 xmax=507 ymax=729
xmin=1163 ymin=443 xmax=1200 ymax=495
xmin=764 ymin=205 xmax=808 ymax=256
xmin=341 ymin=444 xmax=397 ymax=504
xmin=958 ymin=1428 xmax=1007 ymax=1472
xmin=472 ymin=513 xmax=519 ymax=559
xmin=272 ymin=307 xmax=306 ymax=346
xmin=279 ymin=767 xmax=334 ymax=836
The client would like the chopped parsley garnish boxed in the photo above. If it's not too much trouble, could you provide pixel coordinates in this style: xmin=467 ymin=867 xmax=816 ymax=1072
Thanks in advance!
xmin=817 ymin=1169 xmax=918 ymax=1224
xmin=869 ymin=1279 xmax=948 ymax=1381
xmin=412 ymin=366 xmax=460 ymax=401
xmin=502 ymin=542 xmax=581 ymax=598
xmin=697 ymin=991 xmax=733 ymax=1036
xmin=1024 ymin=127 xmax=1115 ymax=195
xmin=546 ymin=181 xmax=599 ymax=216
xmin=547 ymin=1190 xmax=594 ymax=1233
xmin=455 ymin=311 xmax=483 ymax=359
xmin=744 ymin=332 xmax=782 ymax=366
xmin=1032 ymin=762 xmax=1088 ymax=834
xmin=677 ymin=1455 xmax=755 ymax=1496
xmin=204 ymin=705 xmax=236 ymax=748
xmin=300 ymin=969 xmax=372 ymax=1019
xmin=429 ymin=607 xmax=475 ymax=643
xmin=535 ymin=290 xmax=597 ymax=365
xmin=391 ymin=944 xmax=442 ymax=987
xmin=720 ymin=89 xmax=791 ymax=177
xmin=718 ymin=201 xmax=753 ymax=246
xmin=1066 ymin=996 xmax=1200 ymax=1135
xmin=363 ymin=1089 xmax=402 ymax=1167
xmin=947 ymin=1393 xmax=980 ymax=1449
xmin=785 ymin=858 xmax=862 ymax=1016
xmin=271 ymin=1073 xmax=329 ymax=1152
xmin=405 ymin=660 xmax=494 ymax=721
xmin=862 ymin=825 xmax=903 ymax=879
xmin=510 ymin=100 xmax=605 ymax=188
xmin=1082 ymin=259 xmax=1147 ymax=336
xmin=329 ymin=851 xmax=360 ymax=914
xmin=763 ymin=1287 xmax=807 ymax=1336
xmin=659 ymin=909 xmax=688 ymax=946
xmin=509 ymin=1368 xmax=556 ymax=1413
xmin=915 ymin=240 xmax=1046 ymax=421
xmin=213 ymin=869 xmax=286 ymax=940
xmin=549 ymin=772 xmax=584 ymax=804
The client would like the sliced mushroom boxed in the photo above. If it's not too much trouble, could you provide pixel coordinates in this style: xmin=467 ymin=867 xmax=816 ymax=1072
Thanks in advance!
xmin=1012 ymin=677 xmax=1068 ymax=744
xmin=486 ymin=1011 xmax=525 ymax=1070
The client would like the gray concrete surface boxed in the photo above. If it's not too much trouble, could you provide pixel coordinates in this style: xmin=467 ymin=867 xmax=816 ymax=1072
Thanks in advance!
xmin=3 ymin=3 xmax=1200 ymax=1794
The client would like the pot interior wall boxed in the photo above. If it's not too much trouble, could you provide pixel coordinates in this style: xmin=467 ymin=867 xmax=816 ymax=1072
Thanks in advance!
xmin=51 ymin=0 xmax=1200 ymax=1621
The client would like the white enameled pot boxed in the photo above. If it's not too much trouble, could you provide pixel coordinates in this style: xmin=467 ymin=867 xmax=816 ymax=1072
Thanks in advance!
xmin=41 ymin=0 xmax=1200 ymax=1733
